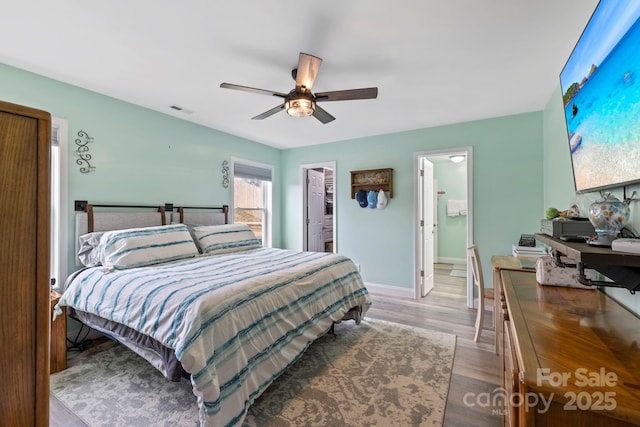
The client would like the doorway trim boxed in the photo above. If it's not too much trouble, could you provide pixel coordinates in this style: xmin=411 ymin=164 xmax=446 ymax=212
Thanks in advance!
xmin=51 ymin=117 xmax=69 ymax=288
xmin=413 ymin=147 xmax=474 ymax=307
xmin=301 ymin=161 xmax=337 ymax=252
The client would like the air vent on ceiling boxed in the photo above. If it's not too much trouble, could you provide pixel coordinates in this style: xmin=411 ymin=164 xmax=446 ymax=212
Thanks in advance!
xmin=169 ymin=105 xmax=194 ymax=114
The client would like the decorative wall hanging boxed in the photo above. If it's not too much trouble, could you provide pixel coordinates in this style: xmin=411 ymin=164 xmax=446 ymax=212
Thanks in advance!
xmin=221 ymin=160 xmax=230 ymax=188
xmin=350 ymin=168 xmax=393 ymax=199
xmin=74 ymin=130 xmax=96 ymax=173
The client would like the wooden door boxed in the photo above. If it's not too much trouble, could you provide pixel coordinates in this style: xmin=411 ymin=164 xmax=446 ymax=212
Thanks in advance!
xmin=0 ymin=100 xmax=51 ymax=426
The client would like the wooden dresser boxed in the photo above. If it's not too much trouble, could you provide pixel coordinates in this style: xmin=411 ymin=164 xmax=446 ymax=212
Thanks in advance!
xmin=497 ymin=269 xmax=640 ymax=426
xmin=0 ymin=100 xmax=51 ymax=426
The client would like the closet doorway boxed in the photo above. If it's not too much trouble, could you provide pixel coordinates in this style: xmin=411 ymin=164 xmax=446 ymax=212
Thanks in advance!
xmin=301 ymin=162 xmax=336 ymax=253
xmin=413 ymin=148 xmax=473 ymax=307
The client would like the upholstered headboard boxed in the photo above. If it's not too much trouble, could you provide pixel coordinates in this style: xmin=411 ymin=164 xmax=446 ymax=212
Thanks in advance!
xmin=170 ymin=206 xmax=228 ymax=227
xmin=73 ymin=201 xmax=229 ymax=266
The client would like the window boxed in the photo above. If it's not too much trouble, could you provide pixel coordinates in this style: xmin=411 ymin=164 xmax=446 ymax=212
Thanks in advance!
xmin=232 ymin=159 xmax=273 ymax=247
xmin=50 ymin=118 xmax=69 ymax=290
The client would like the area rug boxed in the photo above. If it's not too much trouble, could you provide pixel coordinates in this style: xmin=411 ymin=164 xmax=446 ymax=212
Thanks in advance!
xmin=449 ymin=263 xmax=467 ymax=278
xmin=50 ymin=319 xmax=456 ymax=427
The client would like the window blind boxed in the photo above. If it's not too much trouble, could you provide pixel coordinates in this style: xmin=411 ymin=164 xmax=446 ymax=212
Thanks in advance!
xmin=233 ymin=162 xmax=272 ymax=182
xmin=51 ymin=124 xmax=59 ymax=147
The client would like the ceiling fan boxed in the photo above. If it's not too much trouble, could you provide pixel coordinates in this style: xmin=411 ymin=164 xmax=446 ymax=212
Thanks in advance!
xmin=220 ymin=52 xmax=378 ymax=124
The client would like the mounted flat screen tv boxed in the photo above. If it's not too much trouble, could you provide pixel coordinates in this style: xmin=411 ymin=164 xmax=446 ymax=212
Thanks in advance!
xmin=560 ymin=0 xmax=640 ymax=193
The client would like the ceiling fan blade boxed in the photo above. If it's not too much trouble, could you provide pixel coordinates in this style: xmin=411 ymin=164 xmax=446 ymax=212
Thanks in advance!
xmin=312 ymin=105 xmax=336 ymax=124
xmin=314 ymin=87 xmax=378 ymax=102
xmin=251 ymin=104 xmax=285 ymax=120
xmin=295 ymin=53 xmax=322 ymax=91
xmin=220 ymin=83 xmax=287 ymax=98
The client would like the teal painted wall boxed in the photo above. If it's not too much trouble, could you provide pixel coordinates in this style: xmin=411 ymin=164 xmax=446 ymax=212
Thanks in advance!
xmin=2 ymin=63 xmax=546 ymax=293
xmin=282 ymin=112 xmax=544 ymax=289
xmin=5 ymin=60 xmax=637 ymax=312
xmin=0 ymin=64 xmax=282 ymax=276
xmin=542 ymin=85 xmax=577 ymax=210
xmin=542 ymin=83 xmax=640 ymax=315
xmin=435 ymin=161 xmax=467 ymax=261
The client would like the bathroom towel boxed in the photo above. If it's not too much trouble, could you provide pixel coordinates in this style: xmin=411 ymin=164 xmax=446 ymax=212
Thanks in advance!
xmin=446 ymin=200 xmax=460 ymax=216
xmin=458 ymin=200 xmax=468 ymax=215
xmin=446 ymin=199 xmax=467 ymax=216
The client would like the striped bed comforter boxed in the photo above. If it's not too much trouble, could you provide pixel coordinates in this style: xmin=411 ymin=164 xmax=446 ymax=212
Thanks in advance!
xmin=57 ymin=247 xmax=371 ymax=426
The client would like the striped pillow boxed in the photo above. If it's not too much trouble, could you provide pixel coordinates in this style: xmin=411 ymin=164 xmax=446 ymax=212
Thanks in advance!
xmin=193 ymin=224 xmax=261 ymax=255
xmin=99 ymin=224 xmax=199 ymax=269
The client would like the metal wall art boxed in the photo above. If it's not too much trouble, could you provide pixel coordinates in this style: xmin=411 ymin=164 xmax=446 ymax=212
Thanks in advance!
xmin=222 ymin=160 xmax=230 ymax=188
xmin=74 ymin=130 xmax=96 ymax=173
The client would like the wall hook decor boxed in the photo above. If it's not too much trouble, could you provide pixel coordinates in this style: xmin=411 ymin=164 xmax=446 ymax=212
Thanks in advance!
xmin=350 ymin=168 xmax=393 ymax=199
xmin=222 ymin=160 xmax=230 ymax=188
xmin=74 ymin=130 xmax=96 ymax=173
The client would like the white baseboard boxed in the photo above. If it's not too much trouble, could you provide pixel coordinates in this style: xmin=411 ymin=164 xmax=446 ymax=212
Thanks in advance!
xmin=473 ymin=298 xmax=494 ymax=311
xmin=438 ymin=257 xmax=466 ymax=265
xmin=365 ymin=282 xmax=415 ymax=299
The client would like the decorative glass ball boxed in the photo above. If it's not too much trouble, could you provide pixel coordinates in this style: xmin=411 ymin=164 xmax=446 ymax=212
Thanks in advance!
xmin=587 ymin=192 xmax=630 ymax=246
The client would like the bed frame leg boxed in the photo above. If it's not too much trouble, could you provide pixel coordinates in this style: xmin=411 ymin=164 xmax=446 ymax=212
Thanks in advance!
xmin=329 ymin=323 xmax=337 ymax=338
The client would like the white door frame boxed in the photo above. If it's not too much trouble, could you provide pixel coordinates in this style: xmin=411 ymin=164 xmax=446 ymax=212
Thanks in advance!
xmin=301 ymin=161 xmax=337 ymax=253
xmin=419 ymin=157 xmax=435 ymax=297
xmin=51 ymin=117 xmax=69 ymax=289
xmin=413 ymin=147 xmax=474 ymax=307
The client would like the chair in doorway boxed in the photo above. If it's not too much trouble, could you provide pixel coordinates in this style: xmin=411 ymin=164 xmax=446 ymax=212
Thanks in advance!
xmin=467 ymin=245 xmax=486 ymax=342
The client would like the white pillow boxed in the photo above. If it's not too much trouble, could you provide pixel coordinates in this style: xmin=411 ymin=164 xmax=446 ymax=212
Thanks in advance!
xmin=193 ymin=224 xmax=261 ymax=255
xmin=99 ymin=224 xmax=199 ymax=269
xmin=77 ymin=231 xmax=105 ymax=267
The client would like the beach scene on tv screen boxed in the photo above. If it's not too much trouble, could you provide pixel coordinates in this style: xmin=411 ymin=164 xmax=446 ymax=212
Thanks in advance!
xmin=560 ymin=0 xmax=640 ymax=192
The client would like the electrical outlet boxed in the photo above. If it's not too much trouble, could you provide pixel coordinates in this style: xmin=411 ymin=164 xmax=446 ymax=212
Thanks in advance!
xmin=355 ymin=263 xmax=361 ymax=272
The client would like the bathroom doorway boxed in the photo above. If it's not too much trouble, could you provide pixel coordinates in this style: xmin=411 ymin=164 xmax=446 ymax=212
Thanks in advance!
xmin=414 ymin=148 xmax=473 ymax=307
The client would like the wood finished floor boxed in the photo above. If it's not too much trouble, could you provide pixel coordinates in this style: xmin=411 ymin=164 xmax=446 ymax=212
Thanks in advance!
xmin=50 ymin=263 xmax=502 ymax=426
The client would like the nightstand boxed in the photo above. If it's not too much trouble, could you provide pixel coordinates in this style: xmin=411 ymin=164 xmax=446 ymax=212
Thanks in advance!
xmin=50 ymin=291 xmax=67 ymax=373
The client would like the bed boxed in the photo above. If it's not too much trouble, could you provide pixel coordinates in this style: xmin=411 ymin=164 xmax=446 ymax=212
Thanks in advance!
xmin=55 ymin=202 xmax=371 ymax=427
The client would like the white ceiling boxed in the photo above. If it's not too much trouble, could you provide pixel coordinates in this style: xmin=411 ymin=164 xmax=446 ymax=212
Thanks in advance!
xmin=0 ymin=0 xmax=598 ymax=150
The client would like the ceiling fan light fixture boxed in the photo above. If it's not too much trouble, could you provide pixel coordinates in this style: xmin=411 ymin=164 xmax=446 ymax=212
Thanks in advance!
xmin=285 ymin=97 xmax=315 ymax=117
xmin=220 ymin=53 xmax=376 ymax=123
